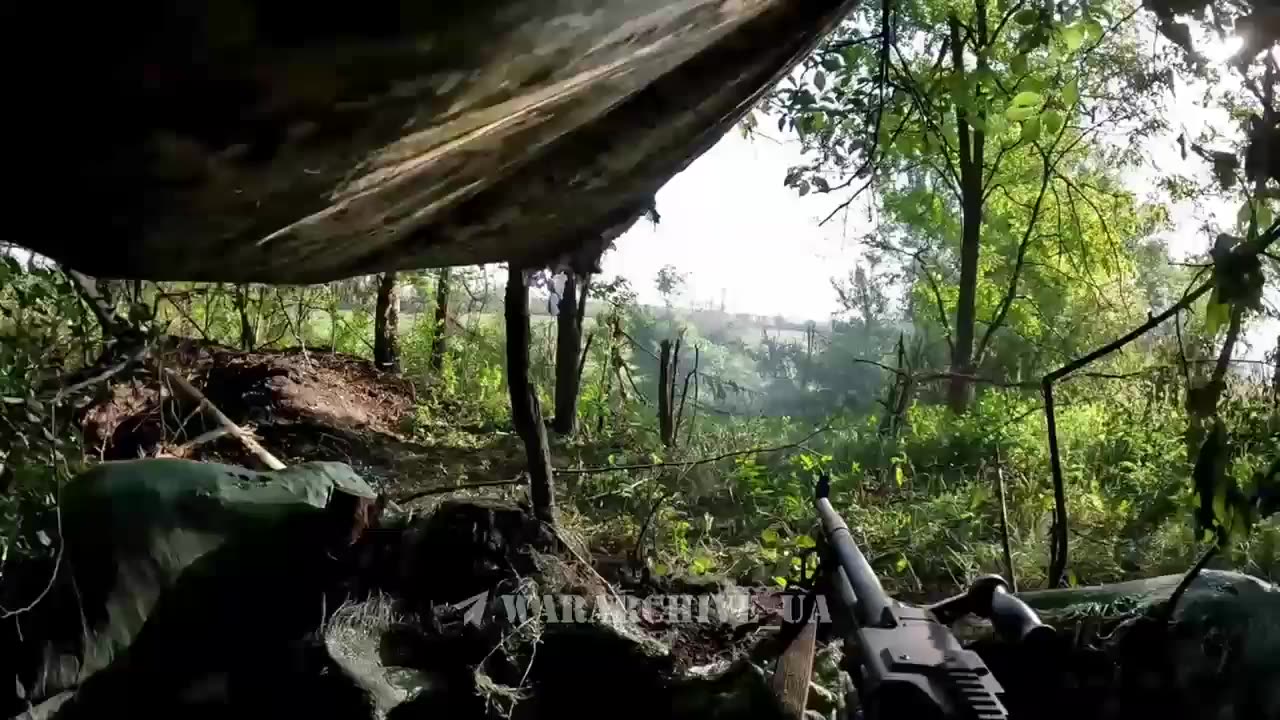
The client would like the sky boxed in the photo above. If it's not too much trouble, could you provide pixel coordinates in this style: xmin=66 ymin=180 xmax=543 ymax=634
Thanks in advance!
xmin=600 ymin=129 xmax=860 ymax=322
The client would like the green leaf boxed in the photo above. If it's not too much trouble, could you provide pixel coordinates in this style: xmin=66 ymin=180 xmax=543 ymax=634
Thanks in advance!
xmin=1042 ymin=110 xmax=1063 ymax=135
xmin=985 ymin=113 xmax=1008 ymax=136
xmin=1005 ymin=105 xmax=1038 ymax=122
xmin=821 ymin=56 xmax=842 ymax=72
xmin=794 ymin=534 xmax=817 ymax=549
xmin=1010 ymin=53 xmax=1028 ymax=76
xmin=772 ymin=576 xmax=789 ymax=588
xmin=1014 ymin=8 xmax=1039 ymax=25
xmin=1083 ymin=18 xmax=1104 ymax=42
xmin=653 ymin=562 xmax=669 ymax=576
xmin=894 ymin=556 xmax=910 ymax=572
xmin=815 ymin=71 xmax=827 ymax=91
xmin=894 ymin=465 xmax=904 ymax=486
xmin=1063 ymin=77 xmax=1079 ymax=107
xmin=761 ymin=527 xmax=780 ymax=546
xmin=691 ymin=555 xmax=715 ymax=575
xmin=1062 ymin=24 xmax=1084 ymax=51
xmin=1258 ymin=202 xmax=1274 ymax=229
xmin=975 ymin=68 xmax=999 ymax=91
xmin=1020 ymin=77 xmax=1048 ymax=94
xmin=1011 ymin=91 xmax=1042 ymax=108
xmin=1237 ymin=200 xmax=1253 ymax=229
xmin=1204 ymin=290 xmax=1231 ymax=336
xmin=1020 ymin=116 xmax=1042 ymax=143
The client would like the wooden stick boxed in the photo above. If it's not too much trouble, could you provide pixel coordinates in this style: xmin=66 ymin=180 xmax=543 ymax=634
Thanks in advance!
xmin=159 ymin=367 xmax=286 ymax=470
xmin=994 ymin=448 xmax=1017 ymax=593
xmin=771 ymin=600 xmax=817 ymax=719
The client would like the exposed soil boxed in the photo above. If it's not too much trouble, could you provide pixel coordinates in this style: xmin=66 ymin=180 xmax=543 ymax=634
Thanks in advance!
xmin=77 ymin=341 xmax=527 ymax=495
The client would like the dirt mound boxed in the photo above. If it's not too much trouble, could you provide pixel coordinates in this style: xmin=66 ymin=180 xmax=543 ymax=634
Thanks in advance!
xmin=197 ymin=347 xmax=416 ymax=436
xmin=75 ymin=342 xmax=526 ymax=492
xmin=82 ymin=343 xmax=413 ymax=450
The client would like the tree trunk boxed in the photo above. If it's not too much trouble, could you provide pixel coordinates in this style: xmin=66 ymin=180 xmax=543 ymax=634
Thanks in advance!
xmin=430 ymin=267 xmax=451 ymax=374
xmin=946 ymin=14 xmax=986 ymax=415
xmin=597 ymin=325 xmax=615 ymax=433
xmin=658 ymin=339 xmax=675 ymax=446
xmin=374 ymin=272 xmax=401 ymax=372
xmin=1272 ymin=335 xmax=1280 ymax=406
xmin=553 ymin=273 xmax=585 ymax=434
xmin=236 ymin=284 xmax=255 ymax=351
xmin=505 ymin=266 xmax=556 ymax=524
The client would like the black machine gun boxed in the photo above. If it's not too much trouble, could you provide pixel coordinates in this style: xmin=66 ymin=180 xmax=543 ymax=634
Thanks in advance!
xmin=775 ymin=474 xmax=1064 ymax=720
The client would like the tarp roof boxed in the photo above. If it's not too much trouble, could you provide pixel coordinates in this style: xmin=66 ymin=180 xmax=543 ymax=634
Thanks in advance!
xmin=3 ymin=0 xmax=855 ymax=283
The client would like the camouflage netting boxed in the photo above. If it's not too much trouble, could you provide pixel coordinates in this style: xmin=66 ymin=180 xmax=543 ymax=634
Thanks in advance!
xmin=1 ymin=459 xmax=379 ymax=717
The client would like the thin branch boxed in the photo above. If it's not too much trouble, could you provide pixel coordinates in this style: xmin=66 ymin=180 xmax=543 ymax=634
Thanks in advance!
xmin=989 ymin=0 xmax=1029 ymax=49
xmin=1044 ymin=224 xmax=1278 ymax=385
xmin=820 ymin=176 xmax=879 ymax=226
xmin=1210 ymin=305 xmax=1246 ymax=391
xmin=915 ymin=253 xmax=955 ymax=353
xmin=619 ymin=330 xmax=659 ymax=361
xmin=976 ymin=155 xmax=1053 ymax=363
xmin=892 ymin=42 xmax=964 ymax=190
xmin=631 ymin=489 xmax=675 ymax=568
xmin=1160 ymin=543 xmax=1218 ymax=625
xmin=824 ymin=35 xmax=883 ymax=52
xmin=850 ymin=357 xmax=1034 ymax=388
xmin=0 ymin=489 xmax=64 ymax=619
xmin=160 ymin=367 xmax=286 ymax=470
xmin=158 ymin=291 xmax=211 ymax=342
xmin=45 ymin=341 xmax=150 ymax=402
xmin=994 ymin=447 xmax=1017 ymax=593
xmin=557 ymin=425 xmax=831 ymax=475
xmin=395 ymin=476 xmax=528 ymax=504
xmin=675 ymin=347 xmax=698 ymax=441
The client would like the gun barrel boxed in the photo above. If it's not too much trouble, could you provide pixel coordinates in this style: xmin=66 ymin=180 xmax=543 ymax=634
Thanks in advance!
xmin=816 ymin=495 xmax=894 ymax=628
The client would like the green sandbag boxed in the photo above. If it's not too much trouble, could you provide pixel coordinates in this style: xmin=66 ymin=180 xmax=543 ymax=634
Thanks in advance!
xmin=11 ymin=459 xmax=375 ymax=707
xmin=1017 ymin=569 xmax=1278 ymax=622
xmin=1018 ymin=570 xmax=1280 ymax=719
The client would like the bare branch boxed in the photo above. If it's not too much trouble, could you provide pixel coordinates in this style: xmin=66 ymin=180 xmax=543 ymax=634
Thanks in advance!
xmin=976 ymin=155 xmax=1053 ymax=363
xmin=914 ymin=253 xmax=955 ymax=354
xmin=395 ymin=476 xmax=528 ymax=504
xmin=557 ymin=425 xmax=831 ymax=475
